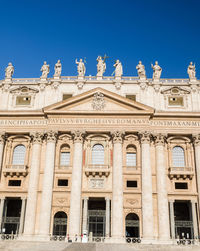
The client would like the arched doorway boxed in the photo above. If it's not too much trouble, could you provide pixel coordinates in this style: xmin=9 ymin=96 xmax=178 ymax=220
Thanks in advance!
xmin=53 ymin=211 xmax=67 ymax=236
xmin=125 ymin=213 xmax=139 ymax=238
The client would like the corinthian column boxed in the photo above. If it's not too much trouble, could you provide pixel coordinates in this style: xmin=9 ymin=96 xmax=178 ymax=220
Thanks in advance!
xmin=23 ymin=132 xmax=43 ymax=236
xmin=139 ymin=131 xmax=154 ymax=240
xmin=68 ymin=130 xmax=85 ymax=240
xmin=154 ymin=134 xmax=170 ymax=241
xmin=39 ymin=131 xmax=57 ymax=237
xmin=0 ymin=132 xmax=6 ymax=176
xmin=192 ymin=134 xmax=200 ymax=215
xmin=111 ymin=131 xmax=124 ymax=241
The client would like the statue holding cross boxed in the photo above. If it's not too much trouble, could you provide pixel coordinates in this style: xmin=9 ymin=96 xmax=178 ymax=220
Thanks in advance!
xmin=96 ymin=55 xmax=107 ymax=77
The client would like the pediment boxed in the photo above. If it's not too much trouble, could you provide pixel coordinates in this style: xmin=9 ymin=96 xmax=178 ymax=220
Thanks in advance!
xmin=44 ymin=88 xmax=154 ymax=115
xmin=161 ymin=86 xmax=190 ymax=95
xmin=10 ymin=86 xmax=39 ymax=94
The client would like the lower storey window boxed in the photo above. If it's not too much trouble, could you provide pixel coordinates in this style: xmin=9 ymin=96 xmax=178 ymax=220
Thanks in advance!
xmin=8 ymin=180 xmax=21 ymax=186
xmin=127 ymin=180 xmax=137 ymax=188
xmin=58 ymin=179 xmax=68 ymax=187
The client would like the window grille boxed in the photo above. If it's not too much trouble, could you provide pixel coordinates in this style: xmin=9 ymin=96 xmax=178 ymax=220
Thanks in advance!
xmin=92 ymin=144 xmax=104 ymax=165
xmin=60 ymin=152 xmax=70 ymax=166
xmin=12 ymin=145 xmax=26 ymax=165
xmin=172 ymin=146 xmax=185 ymax=167
xmin=126 ymin=153 xmax=136 ymax=166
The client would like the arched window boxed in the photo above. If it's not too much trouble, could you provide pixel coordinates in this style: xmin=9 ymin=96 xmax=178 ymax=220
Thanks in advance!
xmin=60 ymin=145 xmax=70 ymax=166
xmin=92 ymin=144 xmax=104 ymax=165
xmin=12 ymin=145 xmax=26 ymax=165
xmin=172 ymin=146 xmax=185 ymax=167
xmin=53 ymin=211 xmax=67 ymax=236
xmin=125 ymin=213 xmax=139 ymax=238
xmin=126 ymin=145 xmax=136 ymax=167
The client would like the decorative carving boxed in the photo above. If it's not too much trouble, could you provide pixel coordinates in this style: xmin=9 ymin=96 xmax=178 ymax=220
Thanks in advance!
xmin=31 ymin=132 xmax=44 ymax=144
xmin=153 ymin=84 xmax=161 ymax=92
xmin=114 ymin=81 xmax=122 ymax=90
xmin=138 ymin=131 xmax=151 ymax=144
xmin=126 ymin=199 xmax=138 ymax=206
xmin=112 ymin=131 xmax=124 ymax=144
xmin=193 ymin=134 xmax=200 ymax=146
xmin=154 ymin=133 xmax=166 ymax=146
xmin=139 ymin=82 xmax=147 ymax=90
xmin=72 ymin=130 xmax=85 ymax=143
xmin=113 ymin=59 xmax=123 ymax=78
xmin=151 ymin=61 xmax=162 ymax=81
xmin=40 ymin=61 xmax=50 ymax=80
xmin=89 ymin=178 xmax=104 ymax=189
xmin=92 ymin=92 xmax=105 ymax=111
xmin=46 ymin=130 xmax=57 ymax=142
xmin=0 ymin=132 xmax=6 ymax=144
xmin=2 ymin=83 xmax=11 ymax=92
xmin=136 ymin=61 xmax=146 ymax=80
xmin=5 ymin=62 xmax=14 ymax=80
xmin=54 ymin=60 xmax=62 ymax=78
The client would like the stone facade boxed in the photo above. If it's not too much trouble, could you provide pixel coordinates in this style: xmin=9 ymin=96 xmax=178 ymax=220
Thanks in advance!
xmin=0 ymin=63 xmax=199 ymax=244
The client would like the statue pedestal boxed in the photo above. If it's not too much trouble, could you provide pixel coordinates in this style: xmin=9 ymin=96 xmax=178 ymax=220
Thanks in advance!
xmin=96 ymin=76 xmax=103 ymax=81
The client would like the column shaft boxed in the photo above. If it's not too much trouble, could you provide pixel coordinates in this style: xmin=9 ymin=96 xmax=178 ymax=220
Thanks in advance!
xmin=24 ymin=132 xmax=43 ymax=236
xmin=0 ymin=133 xmax=5 ymax=176
xmin=0 ymin=198 xmax=5 ymax=232
xmin=191 ymin=201 xmax=198 ymax=238
xmin=68 ymin=131 xmax=84 ymax=239
xmin=140 ymin=132 xmax=154 ymax=239
xmin=106 ymin=198 xmax=110 ymax=237
xmin=39 ymin=131 xmax=57 ymax=236
xmin=193 ymin=136 xmax=200 ymax=212
xmin=169 ymin=201 xmax=175 ymax=239
xmin=155 ymin=135 xmax=170 ymax=240
xmin=82 ymin=197 xmax=88 ymax=233
xmin=112 ymin=131 xmax=123 ymax=239
xmin=19 ymin=198 xmax=26 ymax=234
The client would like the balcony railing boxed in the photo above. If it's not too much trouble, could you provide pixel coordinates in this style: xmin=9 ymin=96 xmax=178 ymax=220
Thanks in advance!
xmin=168 ymin=166 xmax=193 ymax=180
xmin=85 ymin=164 xmax=110 ymax=177
xmin=3 ymin=165 xmax=28 ymax=177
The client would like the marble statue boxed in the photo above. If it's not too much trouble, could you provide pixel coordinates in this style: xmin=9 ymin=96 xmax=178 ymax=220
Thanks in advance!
xmin=75 ymin=58 xmax=86 ymax=77
xmin=187 ymin=62 xmax=196 ymax=80
xmin=97 ymin=56 xmax=106 ymax=77
xmin=136 ymin=61 xmax=146 ymax=79
xmin=151 ymin=61 xmax=162 ymax=81
xmin=40 ymin=61 xmax=50 ymax=79
xmin=5 ymin=62 xmax=14 ymax=79
xmin=54 ymin=60 xmax=62 ymax=78
xmin=113 ymin=60 xmax=123 ymax=78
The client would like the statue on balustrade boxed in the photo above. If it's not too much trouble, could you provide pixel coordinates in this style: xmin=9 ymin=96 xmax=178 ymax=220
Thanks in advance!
xmin=75 ymin=58 xmax=86 ymax=77
xmin=40 ymin=61 xmax=50 ymax=79
xmin=187 ymin=62 xmax=196 ymax=81
xmin=151 ymin=61 xmax=162 ymax=81
xmin=96 ymin=56 xmax=106 ymax=77
xmin=54 ymin=60 xmax=62 ymax=78
xmin=136 ymin=61 xmax=146 ymax=79
xmin=113 ymin=59 xmax=123 ymax=78
xmin=5 ymin=62 xmax=14 ymax=79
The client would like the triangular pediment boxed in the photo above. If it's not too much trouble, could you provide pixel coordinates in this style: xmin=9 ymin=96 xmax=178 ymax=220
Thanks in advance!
xmin=161 ymin=86 xmax=190 ymax=95
xmin=10 ymin=86 xmax=39 ymax=94
xmin=44 ymin=88 xmax=154 ymax=115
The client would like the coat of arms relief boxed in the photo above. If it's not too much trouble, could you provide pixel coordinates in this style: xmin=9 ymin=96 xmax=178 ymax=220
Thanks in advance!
xmin=92 ymin=92 xmax=105 ymax=110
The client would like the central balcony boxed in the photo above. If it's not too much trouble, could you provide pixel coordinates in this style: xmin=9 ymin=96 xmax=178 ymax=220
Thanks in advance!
xmin=85 ymin=164 xmax=110 ymax=177
xmin=168 ymin=166 xmax=194 ymax=180
xmin=3 ymin=165 xmax=28 ymax=177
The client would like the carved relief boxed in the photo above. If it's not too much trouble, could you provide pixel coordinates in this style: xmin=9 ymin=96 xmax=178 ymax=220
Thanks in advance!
xmin=126 ymin=199 xmax=139 ymax=206
xmin=154 ymin=133 xmax=166 ymax=146
xmin=112 ymin=131 xmax=124 ymax=144
xmin=92 ymin=92 xmax=105 ymax=111
xmin=89 ymin=178 xmax=104 ymax=189
xmin=46 ymin=131 xmax=58 ymax=142
xmin=31 ymin=132 xmax=44 ymax=144
xmin=138 ymin=131 xmax=151 ymax=144
xmin=0 ymin=132 xmax=6 ymax=144
xmin=72 ymin=130 xmax=85 ymax=143
xmin=193 ymin=134 xmax=200 ymax=146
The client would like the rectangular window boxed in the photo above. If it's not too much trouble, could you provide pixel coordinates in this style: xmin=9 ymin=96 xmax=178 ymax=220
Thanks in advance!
xmin=127 ymin=180 xmax=137 ymax=188
xmin=126 ymin=95 xmax=136 ymax=101
xmin=126 ymin=153 xmax=136 ymax=166
xmin=63 ymin=94 xmax=72 ymax=101
xmin=175 ymin=182 xmax=188 ymax=189
xmin=8 ymin=180 xmax=21 ymax=186
xmin=58 ymin=179 xmax=68 ymax=187
xmin=60 ymin=152 xmax=70 ymax=166
xmin=168 ymin=97 xmax=183 ymax=106
xmin=16 ymin=96 xmax=31 ymax=106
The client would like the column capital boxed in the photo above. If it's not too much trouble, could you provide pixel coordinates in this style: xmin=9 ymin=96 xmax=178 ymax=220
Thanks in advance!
xmin=0 ymin=132 xmax=6 ymax=144
xmin=138 ymin=131 xmax=151 ymax=144
xmin=192 ymin=134 xmax=200 ymax=146
xmin=153 ymin=133 xmax=167 ymax=146
xmin=83 ymin=197 xmax=89 ymax=201
xmin=31 ymin=131 xmax=44 ymax=144
xmin=111 ymin=130 xmax=124 ymax=144
xmin=46 ymin=130 xmax=58 ymax=143
xmin=105 ymin=197 xmax=111 ymax=201
xmin=169 ymin=199 xmax=175 ymax=203
xmin=72 ymin=130 xmax=85 ymax=143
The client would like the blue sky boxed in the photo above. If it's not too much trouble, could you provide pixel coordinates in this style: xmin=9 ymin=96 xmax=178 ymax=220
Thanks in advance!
xmin=0 ymin=0 xmax=200 ymax=78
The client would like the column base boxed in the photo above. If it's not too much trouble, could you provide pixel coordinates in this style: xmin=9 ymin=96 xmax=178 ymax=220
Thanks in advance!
xmin=141 ymin=238 xmax=173 ymax=245
xmin=106 ymin=237 xmax=125 ymax=243
xmin=18 ymin=234 xmax=49 ymax=241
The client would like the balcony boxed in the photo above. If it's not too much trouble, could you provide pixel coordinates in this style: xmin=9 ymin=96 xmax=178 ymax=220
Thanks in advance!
xmin=85 ymin=164 xmax=110 ymax=177
xmin=3 ymin=165 xmax=28 ymax=177
xmin=168 ymin=166 xmax=194 ymax=180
